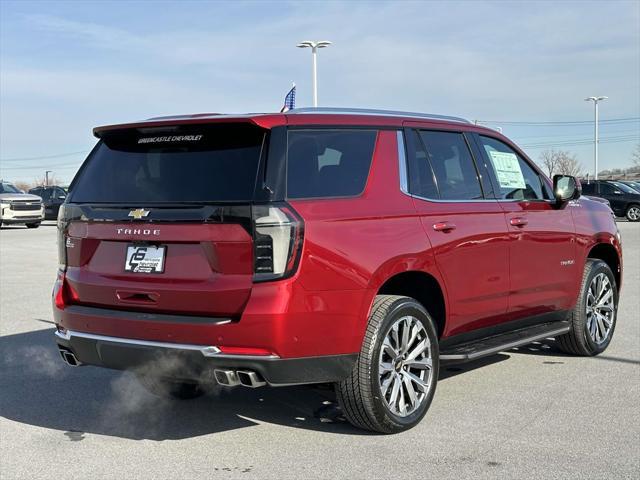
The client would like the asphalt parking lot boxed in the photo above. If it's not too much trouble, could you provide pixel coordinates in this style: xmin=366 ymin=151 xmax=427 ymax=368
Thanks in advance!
xmin=0 ymin=221 xmax=638 ymax=479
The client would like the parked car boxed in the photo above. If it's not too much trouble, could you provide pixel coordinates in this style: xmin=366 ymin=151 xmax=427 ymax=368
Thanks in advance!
xmin=29 ymin=185 xmax=67 ymax=220
xmin=0 ymin=181 xmax=44 ymax=228
xmin=581 ymin=180 xmax=640 ymax=221
xmin=53 ymin=108 xmax=622 ymax=433
xmin=617 ymin=180 xmax=640 ymax=193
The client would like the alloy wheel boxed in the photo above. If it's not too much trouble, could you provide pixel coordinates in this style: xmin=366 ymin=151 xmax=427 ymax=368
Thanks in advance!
xmin=585 ymin=273 xmax=615 ymax=345
xmin=627 ymin=206 xmax=640 ymax=221
xmin=378 ymin=315 xmax=433 ymax=417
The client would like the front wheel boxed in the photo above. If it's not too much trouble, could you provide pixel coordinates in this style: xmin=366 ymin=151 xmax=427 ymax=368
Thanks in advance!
xmin=336 ymin=295 xmax=439 ymax=434
xmin=625 ymin=204 xmax=640 ymax=222
xmin=556 ymin=259 xmax=618 ymax=356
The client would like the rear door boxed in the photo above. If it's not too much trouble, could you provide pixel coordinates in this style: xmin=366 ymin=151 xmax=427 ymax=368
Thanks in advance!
xmin=403 ymin=128 xmax=510 ymax=337
xmin=63 ymin=123 xmax=266 ymax=317
xmin=474 ymin=134 xmax=577 ymax=318
xmin=600 ymin=182 xmax=629 ymax=215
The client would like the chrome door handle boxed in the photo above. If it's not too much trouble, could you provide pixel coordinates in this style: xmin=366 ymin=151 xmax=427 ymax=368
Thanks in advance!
xmin=510 ymin=217 xmax=528 ymax=227
xmin=433 ymin=222 xmax=456 ymax=232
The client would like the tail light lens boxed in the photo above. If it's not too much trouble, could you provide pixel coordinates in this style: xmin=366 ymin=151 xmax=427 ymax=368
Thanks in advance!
xmin=53 ymin=270 xmax=79 ymax=310
xmin=252 ymin=203 xmax=304 ymax=282
xmin=57 ymin=204 xmax=68 ymax=271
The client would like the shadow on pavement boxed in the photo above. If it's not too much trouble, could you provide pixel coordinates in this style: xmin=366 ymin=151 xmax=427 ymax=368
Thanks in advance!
xmin=510 ymin=339 xmax=640 ymax=365
xmin=3 ymin=329 xmax=602 ymax=441
xmin=0 ymin=329 xmax=363 ymax=441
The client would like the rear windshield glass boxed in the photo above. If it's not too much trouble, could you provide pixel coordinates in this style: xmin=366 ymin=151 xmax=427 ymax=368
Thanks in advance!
xmin=70 ymin=124 xmax=265 ymax=203
xmin=287 ymin=129 xmax=377 ymax=199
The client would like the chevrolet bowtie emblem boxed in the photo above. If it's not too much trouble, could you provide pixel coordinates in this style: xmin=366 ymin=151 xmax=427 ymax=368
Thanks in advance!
xmin=128 ymin=208 xmax=150 ymax=220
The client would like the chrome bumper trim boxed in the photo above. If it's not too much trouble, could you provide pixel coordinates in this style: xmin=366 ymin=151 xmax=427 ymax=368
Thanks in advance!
xmin=54 ymin=329 xmax=280 ymax=359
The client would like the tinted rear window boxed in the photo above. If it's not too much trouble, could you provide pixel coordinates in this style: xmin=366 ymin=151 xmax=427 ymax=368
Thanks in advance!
xmin=286 ymin=129 xmax=377 ymax=199
xmin=70 ymin=124 xmax=265 ymax=203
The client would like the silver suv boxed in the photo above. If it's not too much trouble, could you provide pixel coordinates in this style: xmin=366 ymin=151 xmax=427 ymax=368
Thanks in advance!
xmin=0 ymin=181 xmax=44 ymax=228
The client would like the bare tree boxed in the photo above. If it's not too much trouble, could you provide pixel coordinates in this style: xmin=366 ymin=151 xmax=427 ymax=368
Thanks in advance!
xmin=32 ymin=174 xmax=61 ymax=187
xmin=539 ymin=149 xmax=582 ymax=177
xmin=13 ymin=181 xmax=31 ymax=192
xmin=557 ymin=154 xmax=582 ymax=176
xmin=632 ymin=143 xmax=640 ymax=167
xmin=540 ymin=150 xmax=559 ymax=176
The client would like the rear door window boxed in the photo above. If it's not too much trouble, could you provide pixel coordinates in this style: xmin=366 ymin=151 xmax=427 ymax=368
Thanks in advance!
xmin=286 ymin=129 xmax=377 ymax=199
xmin=599 ymin=183 xmax=618 ymax=195
xmin=415 ymin=130 xmax=484 ymax=200
xmin=70 ymin=124 xmax=266 ymax=203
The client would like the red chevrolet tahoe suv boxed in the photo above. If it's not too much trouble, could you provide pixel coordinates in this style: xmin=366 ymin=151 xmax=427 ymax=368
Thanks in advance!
xmin=53 ymin=108 xmax=622 ymax=433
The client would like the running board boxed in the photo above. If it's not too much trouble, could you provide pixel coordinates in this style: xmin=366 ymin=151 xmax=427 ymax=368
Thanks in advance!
xmin=440 ymin=321 xmax=571 ymax=364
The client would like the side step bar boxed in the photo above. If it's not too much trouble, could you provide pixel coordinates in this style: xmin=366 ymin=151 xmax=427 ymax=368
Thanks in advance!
xmin=440 ymin=321 xmax=571 ymax=364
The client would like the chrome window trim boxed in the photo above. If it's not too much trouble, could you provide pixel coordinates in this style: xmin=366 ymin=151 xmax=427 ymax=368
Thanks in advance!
xmin=409 ymin=193 xmax=500 ymax=203
xmin=397 ymin=130 xmax=409 ymax=194
xmin=55 ymin=329 xmax=280 ymax=359
xmin=398 ymin=128 xmax=498 ymax=204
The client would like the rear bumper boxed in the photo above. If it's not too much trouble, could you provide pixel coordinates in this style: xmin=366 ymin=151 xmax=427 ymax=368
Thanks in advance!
xmin=54 ymin=329 xmax=357 ymax=386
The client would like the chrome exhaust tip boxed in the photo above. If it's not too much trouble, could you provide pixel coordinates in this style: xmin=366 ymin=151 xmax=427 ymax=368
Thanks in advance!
xmin=214 ymin=369 xmax=241 ymax=387
xmin=237 ymin=370 xmax=266 ymax=388
xmin=58 ymin=348 xmax=82 ymax=367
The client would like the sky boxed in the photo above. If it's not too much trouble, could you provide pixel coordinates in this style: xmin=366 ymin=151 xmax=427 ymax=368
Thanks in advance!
xmin=1 ymin=0 xmax=639 ymax=184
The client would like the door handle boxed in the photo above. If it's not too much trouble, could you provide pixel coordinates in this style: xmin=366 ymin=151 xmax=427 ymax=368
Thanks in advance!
xmin=433 ymin=221 xmax=456 ymax=232
xmin=510 ymin=217 xmax=528 ymax=227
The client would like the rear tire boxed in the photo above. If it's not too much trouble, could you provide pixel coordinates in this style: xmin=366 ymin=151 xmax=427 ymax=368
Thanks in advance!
xmin=556 ymin=259 xmax=618 ymax=356
xmin=138 ymin=374 xmax=205 ymax=400
xmin=26 ymin=222 xmax=40 ymax=229
xmin=625 ymin=204 xmax=640 ymax=222
xmin=336 ymin=295 xmax=439 ymax=434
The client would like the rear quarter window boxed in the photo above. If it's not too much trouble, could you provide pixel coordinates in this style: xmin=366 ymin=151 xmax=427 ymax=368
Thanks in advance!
xmin=286 ymin=129 xmax=377 ymax=199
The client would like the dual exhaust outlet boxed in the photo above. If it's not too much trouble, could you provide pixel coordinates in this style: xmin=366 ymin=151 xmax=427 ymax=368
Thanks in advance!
xmin=58 ymin=347 xmax=82 ymax=367
xmin=214 ymin=369 xmax=266 ymax=388
xmin=58 ymin=347 xmax=265 ymax=388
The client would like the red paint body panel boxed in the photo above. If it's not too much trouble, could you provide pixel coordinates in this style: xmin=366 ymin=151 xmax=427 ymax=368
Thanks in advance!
xmin=498 ymin=200 xmax=578 ymax=317
xmin=64 ymin=222 xmax=254 ymax=317
xmin=411 ymin=198 xmax=510 ymax=336
xmin=55 ymin=112 xmax=623 ymax=365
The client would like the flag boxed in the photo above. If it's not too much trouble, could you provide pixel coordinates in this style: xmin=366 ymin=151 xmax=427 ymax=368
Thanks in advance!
xmin=280 ymin=84 xmax=296 ymax=112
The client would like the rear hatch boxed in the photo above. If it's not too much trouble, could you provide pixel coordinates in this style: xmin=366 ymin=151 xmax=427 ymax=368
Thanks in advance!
xmin=61 ymin=123 xmax=266 ymax=318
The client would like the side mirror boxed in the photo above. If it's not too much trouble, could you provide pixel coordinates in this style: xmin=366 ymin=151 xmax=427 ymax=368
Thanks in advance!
xmin=613 ymin=190 xmax=622 ymax=195
xmin=553 ymin=175 xmax=581 ymax=204
xmin=58 ymin=195 xmax=66 ymax=200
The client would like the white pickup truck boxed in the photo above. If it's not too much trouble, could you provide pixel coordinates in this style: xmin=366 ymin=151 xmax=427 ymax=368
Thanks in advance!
xmin=0 ymin=181 xmax=44 ymax=228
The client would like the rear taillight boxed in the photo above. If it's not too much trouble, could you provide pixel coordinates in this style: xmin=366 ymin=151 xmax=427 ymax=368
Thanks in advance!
xmin=57 ymin=204 xmax=67 ymax=271
xmin=252 ymin=203 xmax=304 ymax=282
xmin=53 ymin=270 xmax=79 ymax=310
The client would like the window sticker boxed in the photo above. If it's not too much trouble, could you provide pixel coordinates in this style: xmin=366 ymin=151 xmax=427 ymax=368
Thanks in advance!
xmin=488 ymin=151 xmax=526 ymax=189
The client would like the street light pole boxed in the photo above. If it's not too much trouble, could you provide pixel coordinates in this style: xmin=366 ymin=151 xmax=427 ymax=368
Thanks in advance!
xmin=45 ymin=170 xmax=52 ymax=186
xmin=297 ymin=40 xmax=332 ymax=107
xmin=584 ymin=96 xmax=607 ymax=180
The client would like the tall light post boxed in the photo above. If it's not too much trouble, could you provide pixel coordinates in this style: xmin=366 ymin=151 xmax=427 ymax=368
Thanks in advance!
xmin=584 ymin=96 xmax=607 ymax=180
xmin=297 ymin=40 xmax=332 ymax=107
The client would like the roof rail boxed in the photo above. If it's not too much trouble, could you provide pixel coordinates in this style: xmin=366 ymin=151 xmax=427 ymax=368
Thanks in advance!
xmin=287 ymin=107 xmax=471 ymax=124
